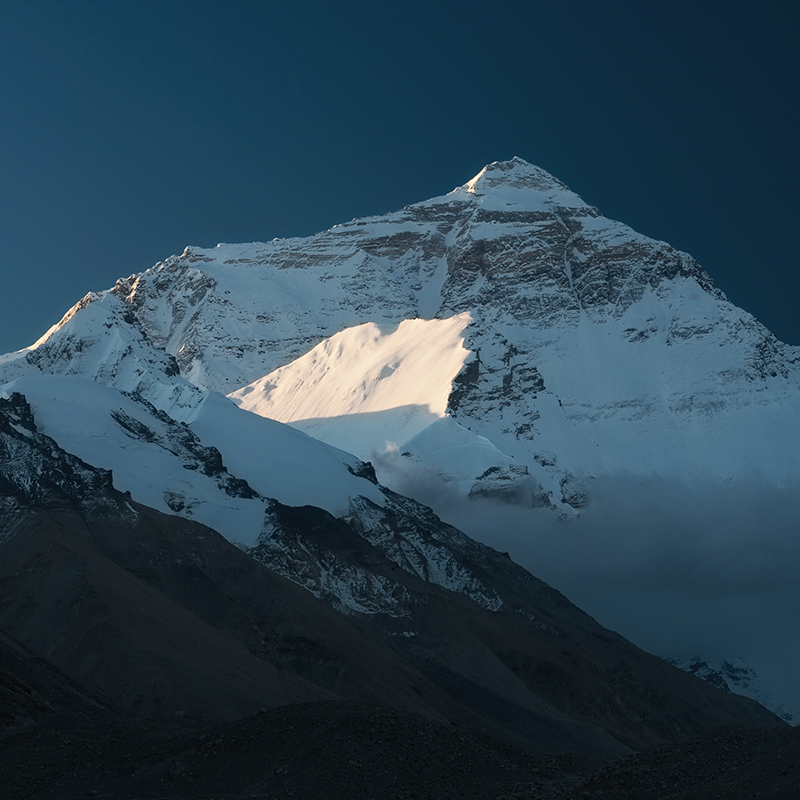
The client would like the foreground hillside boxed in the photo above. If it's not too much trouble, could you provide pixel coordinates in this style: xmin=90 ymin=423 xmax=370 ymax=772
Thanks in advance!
xmin=1 ymin=697 xmax=797 ymax=800
xmin=0 ymin=627 xmax=796 ymax=799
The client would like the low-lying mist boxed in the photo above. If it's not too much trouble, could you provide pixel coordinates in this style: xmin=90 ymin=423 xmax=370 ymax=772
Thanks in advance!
xmin=378 ymin=463 xmax=800 ymax=719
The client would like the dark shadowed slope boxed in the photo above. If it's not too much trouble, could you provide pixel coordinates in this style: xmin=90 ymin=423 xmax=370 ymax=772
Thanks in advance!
xmin=1 ymin=701 xmax=797 ymax=800
xmin=0 ymin=392 xmax=784 ymax=762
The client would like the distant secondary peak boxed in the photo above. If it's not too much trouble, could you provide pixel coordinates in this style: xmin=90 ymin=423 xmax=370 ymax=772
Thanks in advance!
xmin=464 ymin=157 xmax=569 ymax=195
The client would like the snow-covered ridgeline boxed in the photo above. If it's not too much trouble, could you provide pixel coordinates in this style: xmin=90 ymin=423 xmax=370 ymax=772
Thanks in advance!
xmin=228 ymin=314 xmax=472 ymax=456
xmin=0 ymin=374 xmax=502 ymax=615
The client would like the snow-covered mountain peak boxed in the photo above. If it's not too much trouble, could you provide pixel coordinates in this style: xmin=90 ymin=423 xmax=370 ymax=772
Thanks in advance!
xmin=3 ymin=158 xmax=799 ymax=506
xmin=453 ymin=156 xmax=588 ymax=212
xmin=2 ymin=157 xmax=799 ymax=732
xmin=465 ymin=156 xmax=563 ymax=192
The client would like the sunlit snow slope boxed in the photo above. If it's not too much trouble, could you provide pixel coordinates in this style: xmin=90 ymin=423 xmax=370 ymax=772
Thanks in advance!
xmin=230 ymin=314 xmax=472 ymax=459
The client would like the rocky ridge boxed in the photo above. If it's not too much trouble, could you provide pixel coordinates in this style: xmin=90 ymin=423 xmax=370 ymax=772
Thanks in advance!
xmin=0 ymin=372 xmax=517 ymax=618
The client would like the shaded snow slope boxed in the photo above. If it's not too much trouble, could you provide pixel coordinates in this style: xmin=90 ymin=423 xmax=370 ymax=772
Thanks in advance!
xmin=1 ymin=375 xmax=383 ymax=543
xmin=0 ymin=375 xmax=510 ymax=616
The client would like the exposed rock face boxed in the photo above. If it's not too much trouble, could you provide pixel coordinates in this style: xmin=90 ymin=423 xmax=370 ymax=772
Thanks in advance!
xmin=0 ymin=392 xmax=113 ymax=508
xmin=98 ymin=158 xmax=732 ymax=391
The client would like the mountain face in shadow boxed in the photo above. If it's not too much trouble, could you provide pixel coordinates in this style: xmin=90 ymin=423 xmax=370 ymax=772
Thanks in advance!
xmin=0 ymin=393 xmax=782 ymax=762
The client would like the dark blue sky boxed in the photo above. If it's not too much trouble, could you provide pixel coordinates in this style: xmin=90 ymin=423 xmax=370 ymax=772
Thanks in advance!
xmin=2 ymin=1 xmax=798 ymax=351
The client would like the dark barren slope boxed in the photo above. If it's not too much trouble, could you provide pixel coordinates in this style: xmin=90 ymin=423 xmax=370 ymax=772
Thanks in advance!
xmin=0 ymin=393 xmax=785 ymax=777
xmin=0 ymin=701 xmax=598 ymax=800
xmin=1 ymin=701 xmax=797 ymax=800
xmin=0 ymin=628 xmax=122 ymax=729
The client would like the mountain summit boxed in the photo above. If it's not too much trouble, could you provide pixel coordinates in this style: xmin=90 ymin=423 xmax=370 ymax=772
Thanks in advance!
xmin=461 ymin=156 xmax=577 ymax=197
